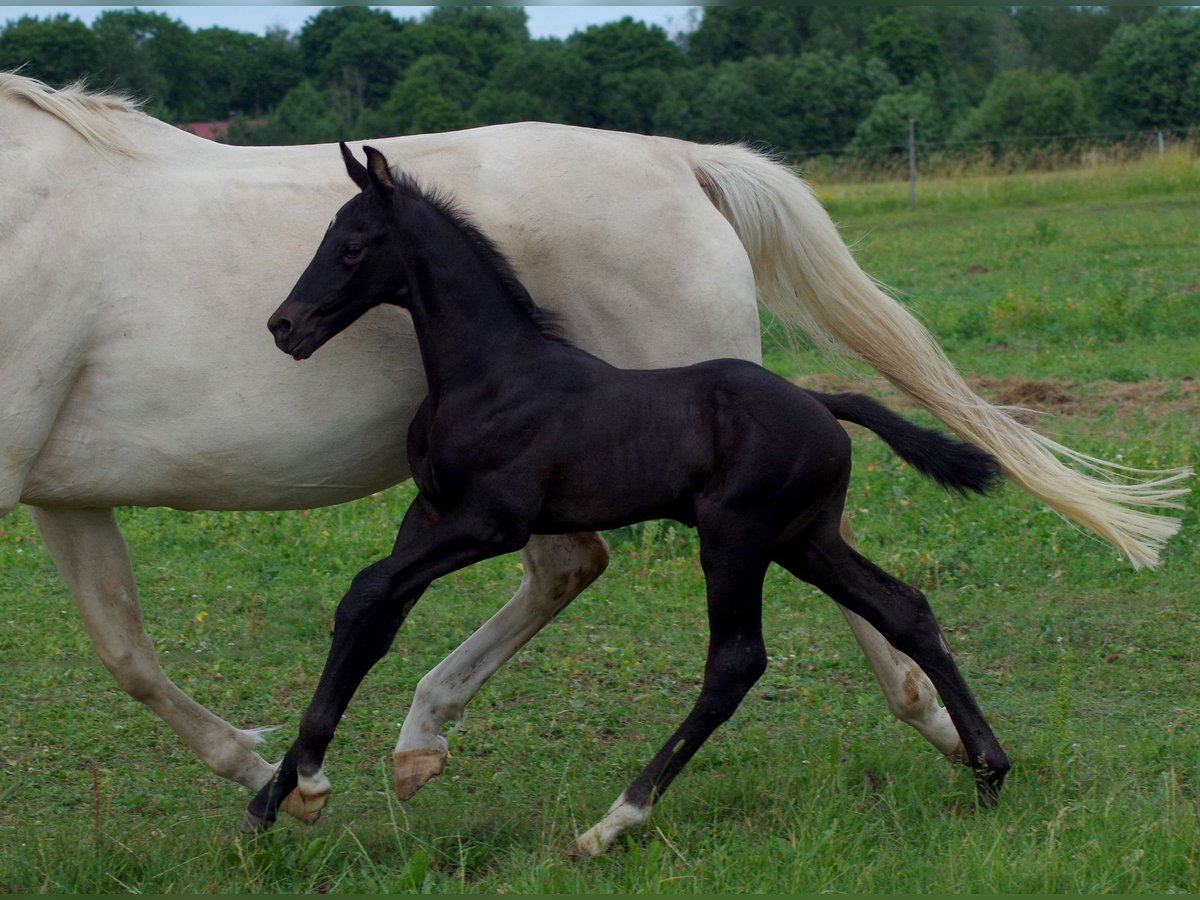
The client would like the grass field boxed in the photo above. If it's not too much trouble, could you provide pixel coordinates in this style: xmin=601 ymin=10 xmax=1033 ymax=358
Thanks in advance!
xmin=1 ymin=151 xmax=1197 ymax=893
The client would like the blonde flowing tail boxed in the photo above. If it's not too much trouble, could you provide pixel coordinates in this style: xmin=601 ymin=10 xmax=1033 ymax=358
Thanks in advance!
xmin=693 ymin=143 xmax=1190 ymax=569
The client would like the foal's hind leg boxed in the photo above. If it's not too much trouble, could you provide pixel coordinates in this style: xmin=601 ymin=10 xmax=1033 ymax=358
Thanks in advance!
xmin=393 ymin=532 xmax=609 ymax=799
xmin=570 ymin=529 xmax=771 ymax=857
xmin=837 ymin=515 xmax=965 ymax=759
xmin=777 ymin=523 xmax=1009 ymax=802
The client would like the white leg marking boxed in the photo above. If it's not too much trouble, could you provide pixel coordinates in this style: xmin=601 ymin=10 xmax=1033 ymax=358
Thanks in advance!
xmin=571 ymin=793 xmax=652 ymax=858
xmin=298 ymin=768 xmax=332 ymax=799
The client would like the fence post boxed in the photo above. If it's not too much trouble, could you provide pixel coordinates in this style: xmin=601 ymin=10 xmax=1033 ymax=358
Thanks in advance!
xmin=907 ymin=118 xmax=917 ymax=210
xmin=1157 ymin=130 xmax=1165 ymax=154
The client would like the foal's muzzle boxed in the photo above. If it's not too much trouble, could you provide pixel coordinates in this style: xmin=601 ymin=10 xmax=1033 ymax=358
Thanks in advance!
xmin=267 ymin=308 xmax=315 ymax=360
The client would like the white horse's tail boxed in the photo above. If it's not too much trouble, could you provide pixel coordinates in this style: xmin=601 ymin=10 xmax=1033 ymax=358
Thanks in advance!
xmin=691 ymin=142 xmax=1190 ymax=569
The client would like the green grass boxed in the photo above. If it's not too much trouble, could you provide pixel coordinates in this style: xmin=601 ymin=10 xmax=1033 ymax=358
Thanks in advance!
xmin=1 ymin=157 xmax=1198 ymax=893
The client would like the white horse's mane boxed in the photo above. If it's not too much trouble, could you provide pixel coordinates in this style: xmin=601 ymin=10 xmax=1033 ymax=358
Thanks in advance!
xmin=0 ymin=70 xmax=147 ymax=158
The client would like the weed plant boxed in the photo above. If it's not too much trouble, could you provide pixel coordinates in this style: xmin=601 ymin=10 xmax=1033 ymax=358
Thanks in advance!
xmin=1 ymin=157 xmax=1197 ymax=893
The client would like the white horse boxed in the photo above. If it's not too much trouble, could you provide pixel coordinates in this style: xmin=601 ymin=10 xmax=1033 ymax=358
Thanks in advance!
xmin=1 ymin=73 xmax=1188 ymax=824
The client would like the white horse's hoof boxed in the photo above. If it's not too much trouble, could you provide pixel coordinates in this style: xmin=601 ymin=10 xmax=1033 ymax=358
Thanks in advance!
xmin=393 ymin=747 xmax=448 ymax=800
xmin=278 ymin=787 xmax=328 ymax=824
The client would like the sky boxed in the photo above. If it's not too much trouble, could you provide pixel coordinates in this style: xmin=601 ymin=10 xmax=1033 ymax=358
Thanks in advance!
xmin=0 ymin=4 xmax=701 ymax=40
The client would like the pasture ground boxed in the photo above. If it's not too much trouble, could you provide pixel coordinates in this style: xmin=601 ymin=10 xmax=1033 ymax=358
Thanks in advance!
xmin=1 ymin=151 xmax=1197 ymax=893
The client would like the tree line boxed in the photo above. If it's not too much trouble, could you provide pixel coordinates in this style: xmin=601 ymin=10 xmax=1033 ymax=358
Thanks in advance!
xmin=3 ymin=6 xmax=1198 ymax=157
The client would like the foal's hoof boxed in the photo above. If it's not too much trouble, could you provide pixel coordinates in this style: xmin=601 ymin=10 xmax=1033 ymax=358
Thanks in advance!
xmin=973 ymin=762 xmax=1010 ymax=807
xmin=393 ymin=747 xmax=447 ymax=800
xmin=240 ymin=808 xmax=272 ymax=834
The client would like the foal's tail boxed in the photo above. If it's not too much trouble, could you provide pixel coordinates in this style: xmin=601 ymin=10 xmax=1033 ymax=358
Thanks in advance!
xmin=691 ymin=143 xmax=1191 ymax=569
xmin=815 ymin=391 xmax=1001 ymax=496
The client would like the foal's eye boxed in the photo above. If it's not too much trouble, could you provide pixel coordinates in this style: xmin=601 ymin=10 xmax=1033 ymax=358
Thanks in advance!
xmin=342 ymin=243 xmax=365 ymax=262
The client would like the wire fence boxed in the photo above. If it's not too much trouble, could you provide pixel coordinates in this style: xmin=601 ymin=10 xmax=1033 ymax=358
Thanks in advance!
xmin=787 ymin=125 xmax=1200 ymax=185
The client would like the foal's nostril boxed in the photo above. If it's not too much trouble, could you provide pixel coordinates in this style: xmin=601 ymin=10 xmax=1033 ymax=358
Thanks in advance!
xmin=269 ymin=316 xmax=292 ymax=340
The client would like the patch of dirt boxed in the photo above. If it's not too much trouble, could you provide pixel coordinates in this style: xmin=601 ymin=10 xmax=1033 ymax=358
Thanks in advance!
xmin=794 ymin=372 xmax=1200 ymax=423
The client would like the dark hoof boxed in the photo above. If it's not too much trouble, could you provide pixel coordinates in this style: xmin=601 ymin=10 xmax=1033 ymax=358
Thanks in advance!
xmin=974 ymin=761 xmax=1009 ymax=806
xmin=240 ymin=808 xmax=273 ymax=833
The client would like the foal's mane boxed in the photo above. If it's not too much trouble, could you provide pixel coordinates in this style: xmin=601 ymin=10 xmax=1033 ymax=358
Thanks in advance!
xmin=1 ymin=70 xmax=146 ymax=158
xmin=391 ymin=170 xmax=571 ymax=345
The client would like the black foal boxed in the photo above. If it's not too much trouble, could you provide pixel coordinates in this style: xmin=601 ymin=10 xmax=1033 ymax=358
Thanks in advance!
xmin=252 ymin=143 xmax=1009 ymax=854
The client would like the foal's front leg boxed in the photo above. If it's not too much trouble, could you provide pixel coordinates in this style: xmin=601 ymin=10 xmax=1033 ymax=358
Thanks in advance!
xmin=242 ymin=497 xmax=526 ymax=831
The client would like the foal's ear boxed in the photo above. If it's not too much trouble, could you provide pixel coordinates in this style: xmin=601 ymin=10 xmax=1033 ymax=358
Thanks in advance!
xmin=363 ymin=145 xmax=396 ymax=195
xmin=340 ymin=141 xmax=370 ymax=191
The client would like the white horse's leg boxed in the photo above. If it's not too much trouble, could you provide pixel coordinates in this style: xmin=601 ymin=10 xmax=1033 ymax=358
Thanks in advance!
xmin=837 ymin=514 xmax=965 ymax=759
xmin=393 ymin=531 xmax=609 ymax=798
xmin=30 ymin=506 xmax=278 ymax=790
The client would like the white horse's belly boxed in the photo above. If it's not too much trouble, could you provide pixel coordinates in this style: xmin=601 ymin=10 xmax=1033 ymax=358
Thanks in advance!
xmin=22 ymin=307 xmax=425 ymax=510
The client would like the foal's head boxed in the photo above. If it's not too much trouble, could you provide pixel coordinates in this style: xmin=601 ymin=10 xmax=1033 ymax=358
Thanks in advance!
xmin=269 ymin=143 xmax=416 ymax=360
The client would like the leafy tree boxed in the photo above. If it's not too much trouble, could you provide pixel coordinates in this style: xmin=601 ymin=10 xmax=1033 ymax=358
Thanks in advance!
xmin=567 ymin=17 xmax=684 ymax=75
xmin=850 ymin=88 xmax=941 ymax=153
xmin=237 ymin=27 xmax=304 ymax=115
xmin=955 ymin=69 xmax=1096 ymax=142
xmin=776 ymin=51 xmax=898 ymax=153
xmin=421 ymin=6 xmax=530 ymax=76
xmin=560 ymin=18 xmax=686 ymax=127
xmin=190 ymin=26 xmax=301 ymax=118
xmin=235 ymin=78 xmax=365 ymax=144
xmin=297 ymin=6 xmax=403 ymax=80
xmin=406 ymin=92 xmax=471 ymax=134
xmin=867 ymin=12 xmax=944 ymax=86
xmin=804 ymin=7 xmax=883 ymax=57
xmin=1094 ymin=10 xmax=1200 ymax=130
xmin=477 ymin=39 xmax=593 ymax=124
xmin=596 ymin=67 xmax=675 ymax=133
xmin=468 ymin=86 xmax=553 ymax=125
xmin=688 ymin=58 xmax=780 ymax=145
xmin=1012 ymin=6 xmax=1152 ymax=76
xmin=91 ymin=9 xmax=202 ymax=118
xmin=685 ymin=7 xmax=815 ymax=64
xmin=367 ymin=54 xmax=477 ymax=135
xmin=323 ymin=20 xmax=410 ymax=106
xmin=0 ymin=14 xmax=100 ymax=86
xmin=10 ymin=4 xmax=1198 ymax=157
xmin=910 ymin=7 xmax=1027 ymax=103
xmin=650 ymin=64 xmax=714 ymax=137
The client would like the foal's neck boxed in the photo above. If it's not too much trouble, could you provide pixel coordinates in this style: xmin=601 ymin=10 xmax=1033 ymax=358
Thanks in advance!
xmin=402 ymin=202 xmax=555 ymax=393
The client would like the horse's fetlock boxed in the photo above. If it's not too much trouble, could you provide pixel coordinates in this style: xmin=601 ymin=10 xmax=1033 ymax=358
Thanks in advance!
xmin=412 ymin=677 xmax=463 ymax=726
